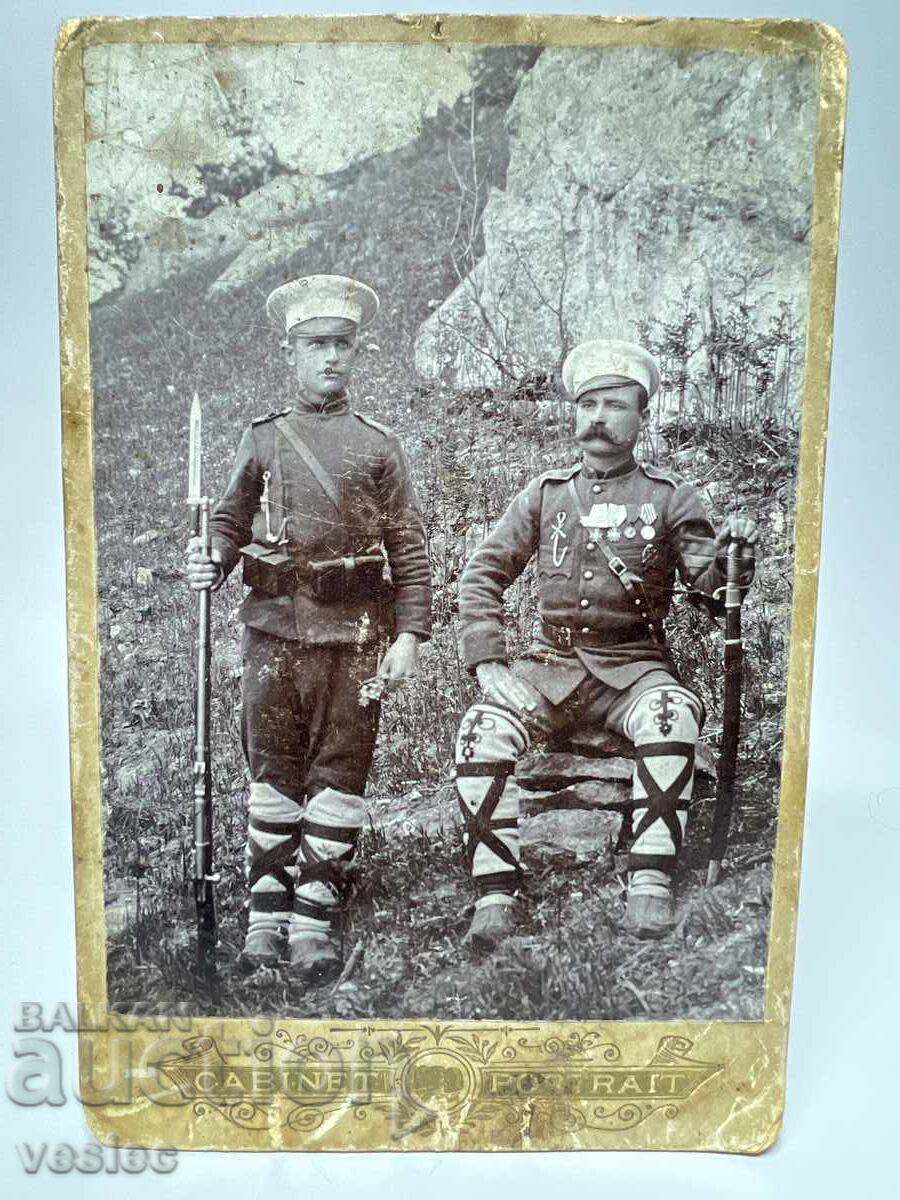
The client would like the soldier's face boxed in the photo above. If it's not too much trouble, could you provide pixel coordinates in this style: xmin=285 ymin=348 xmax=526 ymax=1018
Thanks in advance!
xmin=285 ymin=327 xmax=358 ymax=398
xmin=575 ymin=384 xmax=648 ymax=454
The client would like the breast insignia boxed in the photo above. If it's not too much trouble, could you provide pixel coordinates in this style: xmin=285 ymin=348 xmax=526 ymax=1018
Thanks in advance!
xmin=549 ymin=511 xmax=569 ymax=566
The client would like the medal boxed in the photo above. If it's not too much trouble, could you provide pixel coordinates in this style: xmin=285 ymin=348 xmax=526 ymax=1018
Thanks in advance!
xmin=607 ymin=528 xmax=621 ymax=542
xmin=640 ymin=503 xmax=657 ymax=525
xmin=624 ymin=525 xmax=636 ymax=539
xmin=640 ymin=524 xmax=655 ymax=540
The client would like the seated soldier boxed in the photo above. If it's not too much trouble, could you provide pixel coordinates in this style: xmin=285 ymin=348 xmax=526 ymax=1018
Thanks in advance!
xmin=453 ymin=339 xmax=758 ymax=949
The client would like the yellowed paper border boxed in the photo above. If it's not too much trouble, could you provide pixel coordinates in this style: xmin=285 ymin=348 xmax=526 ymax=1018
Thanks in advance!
xmin=55 ymin=14 xmax=847 ymax=1153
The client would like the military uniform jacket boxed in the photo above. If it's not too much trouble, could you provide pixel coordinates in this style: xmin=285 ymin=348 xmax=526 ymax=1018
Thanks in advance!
xmin=458 ymin=456 xmax=736 ymax=703
xmin=209 ymin=397 xmax=432 ymax=645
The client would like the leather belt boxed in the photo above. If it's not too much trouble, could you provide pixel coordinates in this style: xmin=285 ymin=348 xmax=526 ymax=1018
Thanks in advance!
xmin=540 ymin=619 xmax=652 ymax=651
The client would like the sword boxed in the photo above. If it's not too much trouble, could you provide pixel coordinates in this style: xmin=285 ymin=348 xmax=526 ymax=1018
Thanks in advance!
xmin=187 ymin=392 xmax=218 ymax=974
xmin=706 ymin=539 xmax=745 ymax=887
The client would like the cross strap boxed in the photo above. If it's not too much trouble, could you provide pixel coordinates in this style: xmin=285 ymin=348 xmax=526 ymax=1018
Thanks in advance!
xmin=631 ymin=741 xmax=695 ymax=856
xmin=274 ymin=417 xmax=342 ymax=513
xmin=456 ymin=761 xmax=520 ymax=872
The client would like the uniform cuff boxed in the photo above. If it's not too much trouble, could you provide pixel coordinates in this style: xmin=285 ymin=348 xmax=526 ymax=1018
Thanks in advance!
xmin=459 ymin=621 xmax=507 ymax=671
xmin=394 ymin=621 xmax=431 ymax=643
xmin=393 ymin=587 xmax=433 ymax=641
xmin=209 ymin=535 xmax=240 ymax=580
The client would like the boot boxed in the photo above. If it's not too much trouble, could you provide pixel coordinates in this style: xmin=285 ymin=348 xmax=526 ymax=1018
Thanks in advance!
xmin=625 ymin=869 xmax=675 ymax=939
xmin=288 ymin=932 xmax=343 ymax=982
xmin=463 ymin=895 xmax=518 ymax=951
xmin=239 ymin=922 xmax=286 ymax=969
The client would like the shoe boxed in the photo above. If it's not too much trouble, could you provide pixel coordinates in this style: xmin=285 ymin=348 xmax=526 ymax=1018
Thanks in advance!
xmin=624 ymin=891 xmax=675 ymax=939
xmin=463 ymin=898 xmax=518 ymax=951
xmin=288 ymin=934 xmax=342 ymax=983
xmin=238 ymin=924 xmax=286 ymax=970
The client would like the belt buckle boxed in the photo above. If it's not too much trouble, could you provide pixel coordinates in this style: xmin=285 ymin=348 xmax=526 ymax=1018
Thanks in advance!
xmin=607 ymin=556 xmax=628 ymax=578
xmin=557 ymin=624 xmax=573 ymax=649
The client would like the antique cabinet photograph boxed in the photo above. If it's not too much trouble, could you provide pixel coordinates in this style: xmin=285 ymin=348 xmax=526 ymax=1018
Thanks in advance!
xmin=55 ymin=14 xmax=845 ymax=1153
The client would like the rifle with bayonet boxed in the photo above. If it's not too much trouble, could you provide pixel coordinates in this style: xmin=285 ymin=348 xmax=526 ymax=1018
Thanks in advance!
xmin=187 ymin=392 xmax=217 ymax=974
xmin=707 ymin=538 xmax=745 ymax=887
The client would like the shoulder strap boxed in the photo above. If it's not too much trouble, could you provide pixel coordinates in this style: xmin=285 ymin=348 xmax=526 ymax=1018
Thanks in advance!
xmin=353 ymin=411 xmax=393 ymax=437
xmin=252 ymin=407 xmax=292 ymax=427
xmin=273 ymin=418 xmax=341 ymax=513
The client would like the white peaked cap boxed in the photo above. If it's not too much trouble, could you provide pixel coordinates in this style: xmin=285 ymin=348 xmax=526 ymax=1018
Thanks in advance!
xmin=265 ymin=274 xmax=380 ymax=334
xmin=562 ymin=339 xmax=661 ymax=401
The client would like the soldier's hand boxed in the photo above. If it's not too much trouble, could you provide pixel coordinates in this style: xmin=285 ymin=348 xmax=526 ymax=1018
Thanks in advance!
xmin=475 ymin=662 xmax=540 ymax=715
xmin=715 ymin=515 xmax=758 ymax=579
xmin=185 ymin=537 xmax=224 ymax=591
xmin=377 ymin=632 xmax=420 ymax=688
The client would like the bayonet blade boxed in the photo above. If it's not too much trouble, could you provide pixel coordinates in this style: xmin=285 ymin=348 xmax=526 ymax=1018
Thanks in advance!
xmin=188 ymin=392 xmax=202 ymax=503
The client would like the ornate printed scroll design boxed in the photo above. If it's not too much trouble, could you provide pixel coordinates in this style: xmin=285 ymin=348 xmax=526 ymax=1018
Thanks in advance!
xmin=154 ymin=1028 xmax=723 ymax=1139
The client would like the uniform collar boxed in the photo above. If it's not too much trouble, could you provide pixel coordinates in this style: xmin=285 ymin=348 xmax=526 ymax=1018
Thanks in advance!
xmin=580 ymin=454 xmax=637 ymax=480
xmin=293 ymin=392 xmax=350 ymax=415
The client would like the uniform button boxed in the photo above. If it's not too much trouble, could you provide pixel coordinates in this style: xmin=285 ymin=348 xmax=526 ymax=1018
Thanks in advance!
xmin=583 ymin=569 xmax=594 ymax=580
xmin=592 ymin=483 xmax=602 ymax=494
xmin=580 ymin=598 xmax=589 ymax=608
xmin=586 ymin=541 xmax=596 ymax=551
xmin=581 ymin=626 xmax=591 ymax=634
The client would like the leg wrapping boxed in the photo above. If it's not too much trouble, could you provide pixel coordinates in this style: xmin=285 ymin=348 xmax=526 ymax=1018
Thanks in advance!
xmin=455 ymin=703 xmax=530 ymax=904
xmin=623 ymin=686 xmax=701 ymax=891
xmin=289 ymin=787 xmax=366 ymax=942
xmin=246 ymin=782 xmax=302 ymax=938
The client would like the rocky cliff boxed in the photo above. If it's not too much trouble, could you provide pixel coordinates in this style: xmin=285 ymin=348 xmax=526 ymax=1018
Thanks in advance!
xmin=84 ymin=42 xmax=473 ymax=301
xmin=414 ymin=46 xmax=818 ymax=393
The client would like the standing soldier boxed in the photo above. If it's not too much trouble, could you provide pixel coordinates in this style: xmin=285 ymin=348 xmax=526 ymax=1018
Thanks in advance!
xmin=454 ymin=339 xmax=757 ymax=949
xmin=186 ymin=275 xmax=432 ymax=981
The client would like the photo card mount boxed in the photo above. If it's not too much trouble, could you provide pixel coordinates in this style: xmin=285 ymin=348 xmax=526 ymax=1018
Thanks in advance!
xmin=55 ymin=13 xmax=846 ymax=1153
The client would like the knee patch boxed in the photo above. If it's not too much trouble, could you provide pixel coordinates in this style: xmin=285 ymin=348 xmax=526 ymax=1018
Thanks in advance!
xmin=624 ymin=684 xmax=702 ymax=744
xmin=455 ymin=703 xmax=530 ymax=895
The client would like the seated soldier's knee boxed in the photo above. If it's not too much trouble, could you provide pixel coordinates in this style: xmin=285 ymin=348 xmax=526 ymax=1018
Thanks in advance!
xmin=625 ymin=684 xmax=703 ymax=744
xmin=455 ymin=702 xmax=531 ymax=765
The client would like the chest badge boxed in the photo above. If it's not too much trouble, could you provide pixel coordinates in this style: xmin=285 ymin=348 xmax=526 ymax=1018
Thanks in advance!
xmin=639 ymin=502 xmax=657 ymax=541
xmin=550 ymin=511 xmax=569 ymax=567
xmin=580 ymin=502 xmax=627 ymax=540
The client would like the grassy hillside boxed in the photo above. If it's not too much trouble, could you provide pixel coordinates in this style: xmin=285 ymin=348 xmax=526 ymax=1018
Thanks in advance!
xmin=91 ymin=52 xmax=794 ymax=1020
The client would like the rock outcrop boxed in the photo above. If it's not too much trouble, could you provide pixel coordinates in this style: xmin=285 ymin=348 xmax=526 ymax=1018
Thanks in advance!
xmin=415 ymin=47 xmax=818 ymax=390
xmin=84 ymin=42 xmax=474 ymax=301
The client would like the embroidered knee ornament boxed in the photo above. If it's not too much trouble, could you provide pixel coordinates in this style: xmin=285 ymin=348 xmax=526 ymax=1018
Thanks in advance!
xmin=455 ymin=703 xmax=530 ymax=908
xmin=246 ymin=782 xmax=303 ymax=939
xmin=623 ymin=686 xmax=702 ymax=897
xmin=289 ymin=787 xmax=366 ymax=945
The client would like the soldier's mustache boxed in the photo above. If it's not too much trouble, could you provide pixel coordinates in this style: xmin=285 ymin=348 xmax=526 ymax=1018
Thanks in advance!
xmin=580 ymin=425 xmax=619 ymax=442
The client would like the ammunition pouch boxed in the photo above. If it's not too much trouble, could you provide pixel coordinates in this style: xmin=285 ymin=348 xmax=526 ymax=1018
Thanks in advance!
xmin=240 ymin=543 xmax=387 ymax=604
xmin=308 ymin=551 xmax=387 ymax=604
xmin=240 ymin=543 xmax=297 ymax=598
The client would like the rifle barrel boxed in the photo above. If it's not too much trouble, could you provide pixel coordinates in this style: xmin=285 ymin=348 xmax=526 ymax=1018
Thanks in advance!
xmin=192 ymin=498 xmax=216 ymax=971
